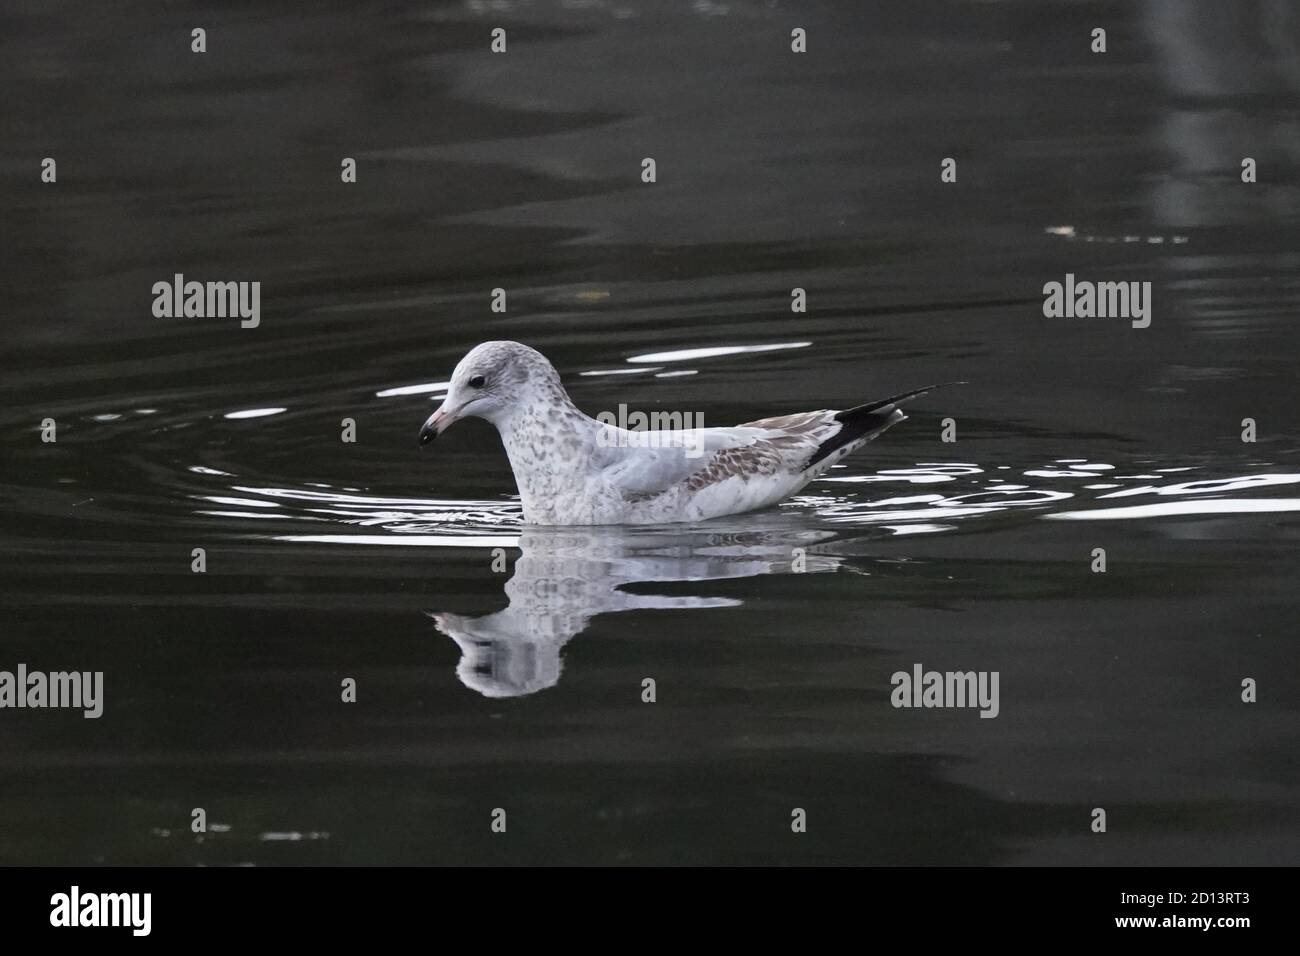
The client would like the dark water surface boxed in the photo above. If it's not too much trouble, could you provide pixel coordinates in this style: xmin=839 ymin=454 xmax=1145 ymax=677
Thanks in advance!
xmin=2 ymin=1 xmax=1298 ymax=864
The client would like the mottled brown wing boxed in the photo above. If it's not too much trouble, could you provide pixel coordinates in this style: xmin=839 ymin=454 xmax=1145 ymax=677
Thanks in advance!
xmin=618 ymin=413 xmax=840 ymax=502
xmin=737 ymin=409 xmax=836 ymax=434
xmin=681 ymin=440 xmax=790 ymax=492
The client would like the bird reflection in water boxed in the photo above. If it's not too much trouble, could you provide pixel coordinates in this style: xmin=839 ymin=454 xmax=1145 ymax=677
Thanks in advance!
xmin=430 ymin=526 xmax=844 ymax=698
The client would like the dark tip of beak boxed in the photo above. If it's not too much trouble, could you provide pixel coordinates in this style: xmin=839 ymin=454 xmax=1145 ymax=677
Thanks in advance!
xmin=418 ymin=423 xmax=437 ymax=447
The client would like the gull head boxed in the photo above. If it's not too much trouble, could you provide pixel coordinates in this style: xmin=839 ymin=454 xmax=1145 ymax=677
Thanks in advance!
xmin=418 ymin=340 xmax=560 ymax=445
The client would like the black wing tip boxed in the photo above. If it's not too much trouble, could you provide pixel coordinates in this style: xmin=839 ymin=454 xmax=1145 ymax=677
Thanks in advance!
xmin=835 ymin=381 xmax=966 ymax=422
xmin=808 ymin=382 xmax=965 ymax=470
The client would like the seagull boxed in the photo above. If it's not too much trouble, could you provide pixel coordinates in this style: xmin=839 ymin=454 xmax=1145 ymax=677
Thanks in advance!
xmin=418 ymin=341 xmax=951 ymax=526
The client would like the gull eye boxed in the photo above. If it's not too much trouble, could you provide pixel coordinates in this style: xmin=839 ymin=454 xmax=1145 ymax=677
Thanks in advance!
xmin=468 ymin=374 xmax=486 ymax=389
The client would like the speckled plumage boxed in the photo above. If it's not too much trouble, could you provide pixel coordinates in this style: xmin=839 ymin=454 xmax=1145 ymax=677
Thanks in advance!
xmin=419 ymin=341 xmax=932 ymax=526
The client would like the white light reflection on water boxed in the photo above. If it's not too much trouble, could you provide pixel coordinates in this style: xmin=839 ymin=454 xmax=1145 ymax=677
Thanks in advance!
xmin=1095 ymin=473 xmax=1300 ymax=498
xmin=275 ymin=534 xmax=520 ymax=547
xmin=375 ymin=381 xmax=449 ymax=398
xmin=187 ymin=460 xmax=1300 ymax=540
xmin=626 ymin=342 xmax=812 ymax=363
xmin=223 ymin=407 xmax=288 ymax=420
xmin=1048 ymin=499 xmax=1300 ymax=520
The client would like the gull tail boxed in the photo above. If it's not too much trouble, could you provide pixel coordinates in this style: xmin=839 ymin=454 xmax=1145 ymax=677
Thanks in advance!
xmin=806 ymin=382 xmax=966 ymax=469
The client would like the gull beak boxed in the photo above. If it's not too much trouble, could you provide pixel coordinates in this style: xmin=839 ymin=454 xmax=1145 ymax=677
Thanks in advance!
xmin=419 ymin=402 xmax=459 ymax=446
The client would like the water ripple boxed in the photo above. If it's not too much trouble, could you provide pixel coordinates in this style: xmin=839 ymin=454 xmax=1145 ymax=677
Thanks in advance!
xmin=180 ymin=458 xmax=1300 ymax=543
